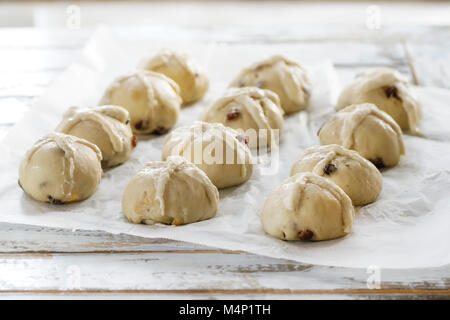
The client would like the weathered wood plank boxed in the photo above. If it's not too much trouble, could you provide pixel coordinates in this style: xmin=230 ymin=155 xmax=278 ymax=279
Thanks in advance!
xmin=0 ymin=292 xmax=355 ymax=299
xmin=0 ymin=252 xmax=448 ymax=292
xmin=0 ymin=223 xmax=211 ymax=252
xmin=1 ymin=292 xmax=448 ymax=300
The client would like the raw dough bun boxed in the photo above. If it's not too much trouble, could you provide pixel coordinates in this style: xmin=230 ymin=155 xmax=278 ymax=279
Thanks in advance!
xmin=261 ymin=172 xmax=354 ymax=241
xmin=122 ymin=156 xmax=219 ymax=226
xmin=319 ymin=103 xmax=405 ymax=168
xmin=201 ymin=87 xmax=284 ymax=148
xmin=290 ymin=144 xmax=382 ymax=206
xmin=229 ymin=55 xmax=311 ymax=114
xmin=56 ymin=105 xmax=136 ymax=168
xmin=337 ymin=67 xmax=421 ymax=133
xmin=19 ymin=132 xmax=102 ymax=204
xmin=139 ymin=49 xmax=208 ymax=104
xmin=162 ymin=121 xmax=253 ymax=189
xmin=99 ymin=70 xmax=182 ymax=135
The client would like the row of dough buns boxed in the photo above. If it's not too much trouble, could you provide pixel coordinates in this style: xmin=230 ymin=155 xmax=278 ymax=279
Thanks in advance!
xmin=18 ymin=53 xmax=314 ymax=226
xmin=19 ymin=105 xmax=137 ymax=204
xmin=261 ymin=67 xmax=420 ymax=241
xmin=119 ymin=54 xmax=313 ymax=225
xmin=18 ymin=49 xmax=211 ymax=204
xmin=21 ymin=54 xmax=417 ymax=241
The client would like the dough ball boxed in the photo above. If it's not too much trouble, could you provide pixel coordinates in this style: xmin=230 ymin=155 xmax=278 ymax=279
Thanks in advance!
xmin=201 ymin=87 xmax=284 ymax=148
xmin=19 ymin=132 xmax=102 ymax=204
xmin=290 ymin=144 xmax=382 ymax=206
xmin=139 ymin=49 xmax=208 ymax=104
xmin=229 ymin=55 xmax=311 ymax=114
xmin=261 ymin=172 xmax=354 ymax=241
xmin=162 ymin=121 xmax=253 ymax=189
xmin=319 ymin=103 xmax=405 ymax=168
xmin=337 ymin=67 xmax=421 ymax=133
xmin=122 ymin=156 xmax=219 ymax=226
xmin=99 ymin=70 xmax=182 ymax=135
xmin=56 ymin=105 xmax=136 ymax=168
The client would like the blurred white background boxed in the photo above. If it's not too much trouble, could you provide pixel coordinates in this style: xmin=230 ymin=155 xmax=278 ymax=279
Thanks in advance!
xmin=0 ymin=1 xmax=449 ymax=29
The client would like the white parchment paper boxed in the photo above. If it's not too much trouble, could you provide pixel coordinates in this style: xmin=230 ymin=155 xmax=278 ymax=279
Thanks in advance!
xmin=1 ymin=27 xmax=449 ymax=269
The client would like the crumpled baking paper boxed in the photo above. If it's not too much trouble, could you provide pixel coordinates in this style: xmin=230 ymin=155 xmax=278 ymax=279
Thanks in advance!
xmin=0 ymin=27 xmax=449 ymax=269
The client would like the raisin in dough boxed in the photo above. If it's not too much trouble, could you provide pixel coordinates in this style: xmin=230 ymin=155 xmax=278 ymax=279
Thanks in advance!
xmin=290 ymin=144 xmax=382 ymax=206
xmin=162 ymin=121 xmax=253 ymax=189
xmin=139 ymin=49 xmax=208 ymax=104
xmin=122 ymin=156 xmax=219 ymax=226
xmin=229 ymin=55 xmax=311 ymax=114
xmin=56 ymin=105 xmax=136 ymax=168
xmin=261 ymin=172 xmax=354 ymax=241
xmin=319 ymin=103 xmax=405 ymax=168
xmin=19 ymin=132 xmax=102 ymax=204
xmin=201 ymin=87 xmax=284 ymax=148
xmin=99 ymin=70 xmax=182 ymax=134
xmin=337 ymin=67 xmax=421 ymax=133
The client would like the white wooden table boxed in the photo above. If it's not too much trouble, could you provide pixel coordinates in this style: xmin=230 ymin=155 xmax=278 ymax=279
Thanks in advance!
xmin=0 ymin=2 xmax=449 ymax=299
